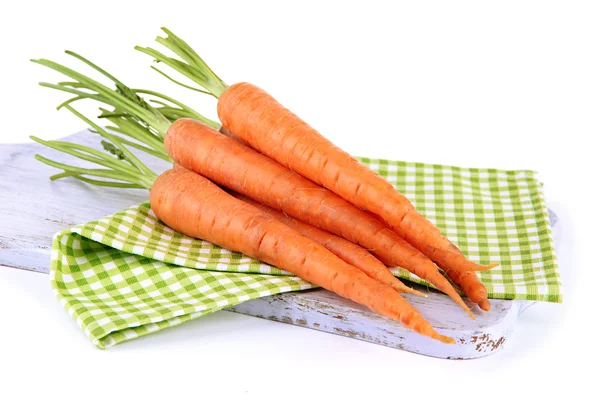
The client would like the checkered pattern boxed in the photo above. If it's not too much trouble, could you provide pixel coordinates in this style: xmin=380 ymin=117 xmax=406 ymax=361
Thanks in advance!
xmin=50 ymin=157 xmax=561 ymax=349
xmin=357 ymin=158 xmax=562 ymax=302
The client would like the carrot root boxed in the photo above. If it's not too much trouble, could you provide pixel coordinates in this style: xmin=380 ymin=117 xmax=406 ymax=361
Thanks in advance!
xmin=152 ymin=167 xmax=453 ymax=343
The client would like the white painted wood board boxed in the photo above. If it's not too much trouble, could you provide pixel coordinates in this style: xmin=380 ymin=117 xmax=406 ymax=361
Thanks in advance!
xmin=0 ymin=131 xmax=560 ymax=358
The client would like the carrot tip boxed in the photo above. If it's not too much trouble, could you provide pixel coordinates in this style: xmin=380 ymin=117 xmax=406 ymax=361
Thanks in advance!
xmin=465 ymin=262 xmax=500 ymax=272
xmin=436 ymin=334 xmax=456 ymax=344
xmin=408 ymin=289 xmax=427 ymax=298
xmin=478 ymin=298 xmax=491 ymax=312
xmin=393 ymin=282 xmax=427 ymax=298
xmin=461 ymin=305 xmax=475 ymax=320
xmin=442 ymin=285 xmax=476 ymax=320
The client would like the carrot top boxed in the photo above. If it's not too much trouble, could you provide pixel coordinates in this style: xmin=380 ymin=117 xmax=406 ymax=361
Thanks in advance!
xmin=30 ymin=105 xmax=159 ymax=190
xmin=135 ymin=27 xmax=229 ymax=98
xmin=31 ymin=50 xmax=221 ymax=144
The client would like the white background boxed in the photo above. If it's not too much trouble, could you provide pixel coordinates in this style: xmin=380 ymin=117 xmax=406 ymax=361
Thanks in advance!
xmin=1 ymin=1 xmax=597 ymax=398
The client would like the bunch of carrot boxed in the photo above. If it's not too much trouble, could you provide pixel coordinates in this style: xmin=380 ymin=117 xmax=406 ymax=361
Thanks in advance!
xmin=31 ymin=28 xmax=499 ymax=344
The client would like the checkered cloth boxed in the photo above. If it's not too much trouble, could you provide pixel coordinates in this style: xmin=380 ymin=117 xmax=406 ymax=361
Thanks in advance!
xmin=50 ymin=158 xmax=562 ymax=348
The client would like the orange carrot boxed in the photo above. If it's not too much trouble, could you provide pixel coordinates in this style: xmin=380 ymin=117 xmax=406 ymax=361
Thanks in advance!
xmin=229 ymin=191 xmax=425 ymax=297
xmin=216 ymin=83 xmax=497 ymax=278
xmin=136 ymin=29 xmax=495 ymax=310
xmin=165 ymin=119 xmax=475 ymax=318
xmin=33 ymin=118 xmax=452 ymax=343
xmin=150 ymin=167 xmax=454 ymax=343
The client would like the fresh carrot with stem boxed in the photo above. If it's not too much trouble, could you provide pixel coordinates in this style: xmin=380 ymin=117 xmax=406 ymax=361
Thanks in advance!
xmin=31 ymin=50 xmax=483 ymax=315
xmin=31 ymin=111 xmax=454 ymax=344
xmin=136 ymin=28 xmax=498 ymax=282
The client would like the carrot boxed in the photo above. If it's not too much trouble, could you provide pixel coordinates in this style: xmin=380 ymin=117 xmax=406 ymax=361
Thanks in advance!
xmin=152 ymin=168 xmax=454 ymax=343
xmin=32 ymin=50 xmax=477 ymax=315
xmin=136 ymin=30 xmax=498 ymax=279
xmin=33 ymin=121 xmax=454 ymax=344
xmin=217 ymin=83 xmax=497 ymax=273
xmin=165 ymin=119 xmax=475 ymax=319
xmin=229 ymin=191 xmax=425 ymax=297
xmin=226 ymin=142 xmax=483 ymax=315
xmin=217 ymin=84 xmax=495 ymax=310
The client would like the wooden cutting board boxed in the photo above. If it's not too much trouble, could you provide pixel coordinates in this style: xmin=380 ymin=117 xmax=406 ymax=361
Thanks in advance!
xmin=0 ymin=131 xmax=560 ymax=359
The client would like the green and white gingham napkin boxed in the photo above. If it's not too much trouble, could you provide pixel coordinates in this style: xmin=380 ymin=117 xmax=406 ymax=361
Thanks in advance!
xmin=50 ymin=157 xmax=562 ymax=348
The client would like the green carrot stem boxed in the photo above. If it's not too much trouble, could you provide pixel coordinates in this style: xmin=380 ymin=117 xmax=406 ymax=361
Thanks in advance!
xmin=99 ymin=111 xmax=166 ymax=154
xmin=30 ymin=136 xmax=140 ymax=175
xmin=50 ymin=172 xmax=146 ymax=189
xmin=135 ymin=28 xmax=228 ymax=98
xmin=35 ymin=154 xmax=154 ymax=189
xmin=32 ymin=58 xmax=171 ymax=136
xmin=64 ymin=50 xmax=124 ymax=85
xmin=106 ymin=134 xmax=156 ymax=178
xmin=133 ymin=89 xmax=206 ymax=117
xmin=114 ymin=137 xmax=172 ymax=162
xmin=39 ymin=82 xmax=104 ymax=105
xmin=150 ymin=66 xmax=212 ymax=95
xmin=159 ymin=27 xmax=225 ymax=87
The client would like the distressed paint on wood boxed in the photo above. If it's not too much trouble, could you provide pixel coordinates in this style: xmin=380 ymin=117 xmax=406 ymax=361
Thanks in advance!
xmin=0 ymin=131 xmax=559 ymax=358
xmin=229 ymin=289 xmax=520 ymax=359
